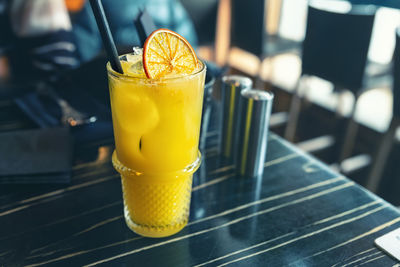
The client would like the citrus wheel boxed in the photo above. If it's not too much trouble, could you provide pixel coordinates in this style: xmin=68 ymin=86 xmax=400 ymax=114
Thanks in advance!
xmin=143 ymin=29 xmax=199 ymax=79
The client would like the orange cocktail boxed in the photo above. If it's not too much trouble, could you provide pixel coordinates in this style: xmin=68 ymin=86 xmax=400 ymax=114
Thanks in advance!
xmin=107 ymin=29 xmax=206 ymax=237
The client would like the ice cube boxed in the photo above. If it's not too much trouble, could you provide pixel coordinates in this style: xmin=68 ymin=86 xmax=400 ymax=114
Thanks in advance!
xmin=119 ymin=55 xmax=128 ymax=61
xmin=128 ymin=59 xmax=144 ymax=75
xmin=119 ymin=48 xmax=145 ymax=76
xmin=132 ymin=47 xmax=143 ymax=55
xmin=120 ymin=48 xmax=142 ymax=63
xmin=125 ymin=53 xmax=140 ymax=63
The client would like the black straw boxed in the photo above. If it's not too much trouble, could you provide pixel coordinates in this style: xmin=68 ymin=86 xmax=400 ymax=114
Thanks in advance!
xmin=134 ymin=8 xmax=157 ymax=46
xmin=89 ymin=0 xmax=123 ymax=74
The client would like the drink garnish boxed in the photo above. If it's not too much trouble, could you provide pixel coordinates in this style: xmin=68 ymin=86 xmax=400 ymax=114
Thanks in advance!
xmin=143 ymin=29 xmax=198 ymax=79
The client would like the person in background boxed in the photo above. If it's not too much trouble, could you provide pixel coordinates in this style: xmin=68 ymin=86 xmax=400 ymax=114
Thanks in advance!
xmin=0 ymin=0 xmax=202 ymax=144
xmin=1 ymin=0 xmax=198 ymax=81
xmin=68 ymin=0 xmax=198 ymax=63
xmin=1 ymin=0 xmax=79 ymax=82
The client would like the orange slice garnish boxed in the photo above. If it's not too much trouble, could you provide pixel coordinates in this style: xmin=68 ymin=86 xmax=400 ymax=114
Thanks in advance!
xmin=143 ymin=29 xmax=198 ymax=79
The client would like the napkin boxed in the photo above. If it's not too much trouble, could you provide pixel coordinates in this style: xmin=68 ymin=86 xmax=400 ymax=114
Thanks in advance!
xmin=0 ymin=127 xmax=72 ymax=184
xmin=14 ymin=82 xmax=113 ymax=145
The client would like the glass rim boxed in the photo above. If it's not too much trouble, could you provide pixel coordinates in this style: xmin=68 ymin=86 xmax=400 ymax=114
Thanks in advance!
xmin=107 ymin=59 xmax=206 ymax=82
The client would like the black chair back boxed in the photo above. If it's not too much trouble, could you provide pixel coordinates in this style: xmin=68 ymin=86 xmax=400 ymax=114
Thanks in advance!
xmin=181 ymin=0 xmax=219 ymax=46
xmin=302 ymin=2 xmax=376 ymax=93
xmin=230 ymin=0 xmax=265 ymax=56
xmin=0 ymin=0 xmax=12 ymax=56
xmin=393 ymin=28 xmax=400 ymax=118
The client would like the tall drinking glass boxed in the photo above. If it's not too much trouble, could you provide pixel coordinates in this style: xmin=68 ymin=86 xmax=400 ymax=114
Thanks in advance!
xmin=107 ymin=59 xmax=206 ymax=238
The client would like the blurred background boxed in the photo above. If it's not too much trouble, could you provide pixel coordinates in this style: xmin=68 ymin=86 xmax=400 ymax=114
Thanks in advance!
xmin=0 ymin=0 xmax=399 ymax=206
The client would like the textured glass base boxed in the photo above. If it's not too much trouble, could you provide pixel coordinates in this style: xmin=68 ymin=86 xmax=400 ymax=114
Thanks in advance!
xmin=124 ymin=206 xmax=188 ymax=238
xmin=112 ymin=151 xmax=201 ymax=238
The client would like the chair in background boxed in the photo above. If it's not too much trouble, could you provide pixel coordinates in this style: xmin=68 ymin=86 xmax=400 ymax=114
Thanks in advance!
xmin=0 ymin=0 xmax=12 ymax=58
xmin=228 ymin=0 xmax=302 ymax=129
xmin=229 ymin=0 xmax=301 ymax=80
xmin=284 ymin=1 xmax=380 ymax=171
xmin=366 ymin=28 xmax=400 ymax=193
xmin=180 ymin=0 xmax=220 ymax=61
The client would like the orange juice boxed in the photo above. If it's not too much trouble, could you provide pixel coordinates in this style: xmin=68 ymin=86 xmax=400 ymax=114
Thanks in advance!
xmin=107 ymin=55 xmax=205 ymax=237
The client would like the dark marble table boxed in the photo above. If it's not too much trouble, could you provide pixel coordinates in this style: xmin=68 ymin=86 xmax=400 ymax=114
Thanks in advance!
xmin=1 ymin=104 xmax=400 ymax=267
